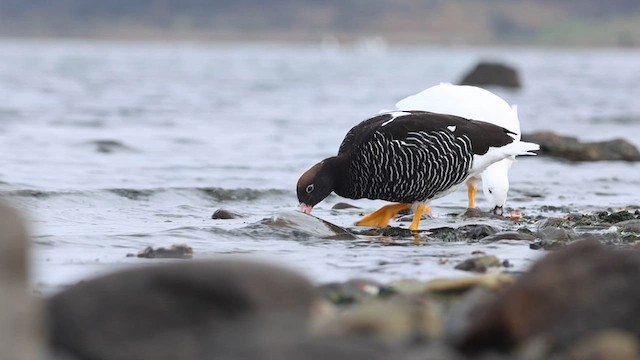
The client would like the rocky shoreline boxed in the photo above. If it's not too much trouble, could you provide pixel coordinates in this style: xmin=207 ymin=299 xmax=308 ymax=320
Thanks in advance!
xmin=3 ymin=202 xmax=640 ymax=359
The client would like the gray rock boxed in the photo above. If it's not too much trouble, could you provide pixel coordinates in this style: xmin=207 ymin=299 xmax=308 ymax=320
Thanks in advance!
xmin=522 ymin=131 xmax=640 ymax=161
xmin=48 ymin=260 xmax=318 ymax=360
xmin=459 ymin=61 xmax=521 ymax=88
xmin=0 ymin=203 xmax=44 ymax=360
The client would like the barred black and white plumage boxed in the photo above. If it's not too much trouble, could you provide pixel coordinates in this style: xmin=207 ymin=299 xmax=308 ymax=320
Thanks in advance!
xmin=347 ymin=123 xmax=473 ymax=202
xmin=297 ymin=110 xmax=539 ymax=229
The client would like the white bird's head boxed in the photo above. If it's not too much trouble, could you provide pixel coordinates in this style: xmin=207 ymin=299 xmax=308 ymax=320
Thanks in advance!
xmin=481 ymin=159 xmax=513 ymax=216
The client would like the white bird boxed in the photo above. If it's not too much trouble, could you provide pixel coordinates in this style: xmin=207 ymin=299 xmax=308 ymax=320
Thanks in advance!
xmin=395 ymin=83 xmax=521 ymax=215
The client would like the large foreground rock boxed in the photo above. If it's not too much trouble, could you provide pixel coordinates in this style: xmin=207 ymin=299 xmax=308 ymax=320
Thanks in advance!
xmin=48 ymin=260 xmax=320 ymax=360
xmin=0 ymin=203 xmax=43 ymax=360
xmin=522 ymin=131 xmax=640 ymax=161
xmin=456 ymin=240 xmax=640 ymax=356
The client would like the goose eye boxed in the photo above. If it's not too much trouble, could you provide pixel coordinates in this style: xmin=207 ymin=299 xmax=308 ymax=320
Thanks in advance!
xmin=488 ymin=189 xmax=493 ymax=194
xmin=306 ymin=184 xmax=314 ymax=193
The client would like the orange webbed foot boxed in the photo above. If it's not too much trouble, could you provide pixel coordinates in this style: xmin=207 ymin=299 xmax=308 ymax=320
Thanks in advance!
xmin=356 ymin=203 xmax=412 ymax=228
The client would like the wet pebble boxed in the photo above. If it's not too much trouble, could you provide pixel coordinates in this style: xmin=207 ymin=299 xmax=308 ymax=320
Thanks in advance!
xmin=617 ymin=219 xmax=640 ymax=234
xmin=529 ymin=239 xmax=567 ymax=250
xmin=318 ymin=279 xmax=386 ymax=305
xmin=598 ymin=210 xmax=636 ymax=224
xmin=132 ymin=244 xmax=193 ymax=259
xmin=211 ymin=208 xmax=243 ymax=219
xmin=480 ymin=231 xmax=536 ymax=243
xmin=536 ymin=217 xmax=567 ymax=229
xmin=461 ymin=208 xmax=490 ymax=218
xmin=454 ymin=255 xmax=501 ymax=273
xmin=458 ymin=224 xmax=499 ymax=240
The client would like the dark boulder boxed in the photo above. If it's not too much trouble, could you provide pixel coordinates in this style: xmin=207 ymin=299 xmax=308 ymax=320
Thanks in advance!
xmin=48 ymin=260 xmax=318 ymax=360
xmin=456 ymin=240 xmax=640 ymax=356
xmin=522 ymin=131 xmax=640 ymax=161
xmin=459 ymin=62 xmax=521 ymax=88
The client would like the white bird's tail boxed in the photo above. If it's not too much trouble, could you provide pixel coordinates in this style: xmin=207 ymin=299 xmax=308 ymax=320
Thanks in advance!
xmin=471 ymin=140 xmax=539 ymax=175
xmin=504 ymin=140 xmax=540 ymax=156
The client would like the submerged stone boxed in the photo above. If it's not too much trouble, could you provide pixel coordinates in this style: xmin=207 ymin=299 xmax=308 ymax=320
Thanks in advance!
xmin=211 ymin=209 xmax=243 ymax=219
xmin=262 ymin=211 xmax=357 ymax=240
xmin=331 ymin=202 xmax=361 ymax=210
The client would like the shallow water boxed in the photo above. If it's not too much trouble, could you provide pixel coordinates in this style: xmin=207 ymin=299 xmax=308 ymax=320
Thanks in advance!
xmin=1 ymin=40 xmax=640 ymax=293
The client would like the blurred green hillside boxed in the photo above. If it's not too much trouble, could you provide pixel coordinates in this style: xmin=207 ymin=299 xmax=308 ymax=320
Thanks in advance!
xmin=1 ymin=0 xmax=639 ymax=46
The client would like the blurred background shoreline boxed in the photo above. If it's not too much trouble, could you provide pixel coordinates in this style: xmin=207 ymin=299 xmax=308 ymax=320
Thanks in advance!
xmin=1 ymin=0 xmax=639 ymax=47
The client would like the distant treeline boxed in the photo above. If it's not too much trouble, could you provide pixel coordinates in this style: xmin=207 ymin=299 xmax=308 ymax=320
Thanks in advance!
xmin=2 ymin=0 xmax=640 ymax=45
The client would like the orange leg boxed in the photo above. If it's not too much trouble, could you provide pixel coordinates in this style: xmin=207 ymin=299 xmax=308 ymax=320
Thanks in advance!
xmin=409 ymin=203 xmax=430 ymax=231
xmin=356 ymin=203 xmax=412 ymax=228
xmin=467 ymin=183 xmax=477 ymax=209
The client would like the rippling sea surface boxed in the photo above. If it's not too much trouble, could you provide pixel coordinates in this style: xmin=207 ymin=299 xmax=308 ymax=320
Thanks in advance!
xmin=2 ymin=40 xmax=640 ymax=293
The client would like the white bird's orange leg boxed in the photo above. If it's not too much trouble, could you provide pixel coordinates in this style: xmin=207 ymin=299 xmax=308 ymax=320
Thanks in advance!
xmin=409 ymin=203 xmax=431 ymax=231
xmin=467 ymin=182 xmax=477 ymax=209
xmin=357 ymin=203 xmax=412 ymax=228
